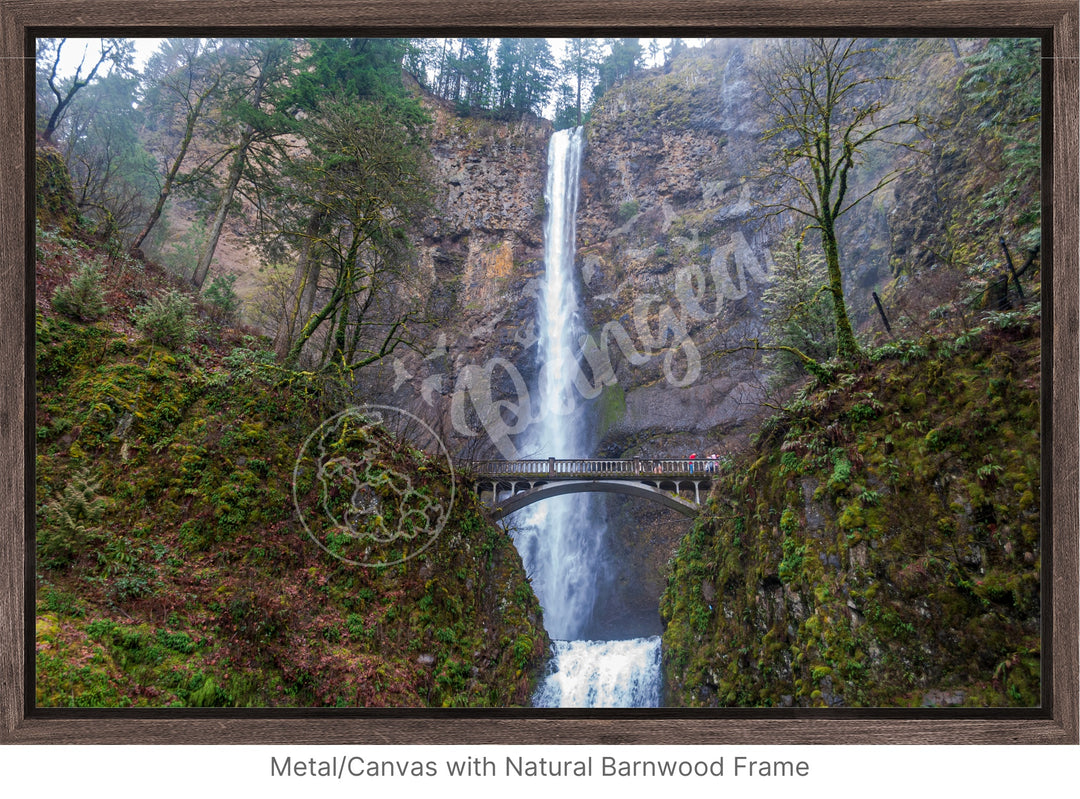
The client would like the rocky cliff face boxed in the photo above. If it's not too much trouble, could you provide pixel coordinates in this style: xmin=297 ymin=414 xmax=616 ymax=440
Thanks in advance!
xmin=385 ymin=39 xmax=1002 ymax=640
xmin=372 ymin=37 xmax=1039 ymax=643
xmin=419 ymin=103 xmax=550 ymax=324
xmin=246 ymin=40 xmax=985 ymax=472
xmin=577 ymin=41 xmax=771 ymax=460
xmin=376 ymin=100 xmax=553 ymax=462
xmin=390 ymin=44 xmax=787 ymax=462
xmin=573 ymin=38 xmax=917 ymax=460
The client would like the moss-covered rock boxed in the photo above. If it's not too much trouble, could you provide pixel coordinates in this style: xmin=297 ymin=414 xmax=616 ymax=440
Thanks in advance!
xmin=35 ymin=229 xmax=549 ymax=708
xmin=36 ymin=141 xmax=80 ymax=235
xmin=661 ymin=313 xmax=1041 ymax=707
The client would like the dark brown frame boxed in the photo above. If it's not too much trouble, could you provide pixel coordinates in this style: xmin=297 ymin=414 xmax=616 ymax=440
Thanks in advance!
xmin=1 ymin=0 xmax=1076 ymax=744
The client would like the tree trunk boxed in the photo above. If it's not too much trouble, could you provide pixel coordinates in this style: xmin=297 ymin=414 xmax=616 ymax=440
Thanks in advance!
xmin=43 ymin=41 xmax=115 ymax=143
xmin=274 ymin=209 xmax=326 ymax=362
xmin=576 ymin=66 xmax=583 ymax=127
xmin=131 ymin=85 xmax=215 ymax=252
xmin=821 ymin=222 xmax=862 ymax=361
xmin=190 ymin=140 xmax=247 ymax=288
xmin=286 ymin=280 xmax=344 ymax=368
xmin=283 ymin=230 xmax=358 ymax=367
xmin=192 ymin=64 xmax=272 ymax=288
xmin=131 ymin=155 xmax=183 ymax=253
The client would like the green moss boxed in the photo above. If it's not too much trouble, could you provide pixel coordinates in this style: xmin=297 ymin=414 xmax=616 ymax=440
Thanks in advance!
xmin=36 ymin=145 xmax=80 ymax=234
xmin=662 ymin=316 xmax=1041 ymax=707
xmin=596 ymin=381 xmax=627 ymax=439
xmin=35 ymin=231 xmax=550 ymax=708
xmin=837 ymin=501 xmax=866 ymax=531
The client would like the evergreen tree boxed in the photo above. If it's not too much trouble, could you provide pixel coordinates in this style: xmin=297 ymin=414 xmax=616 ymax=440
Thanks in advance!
xmin=403 ymin=38 xmax=442 ymax=87
xmin=494 ymin=38 xmax=555 ymax=117
xmin=52 ymin=258 xmax=110 ymax=321
xmin=558 ymin=38 xmax=602 ymax=126
xmin=596 ymin=38 xmax=643 ymax=96
xmin=761 ymin=231 xmax=836 ymax=384
xmin=456 ymin=39 xmax=494 ymax=111
xmin=958 ymin=38 xmax=1041 ymax=228
xmin=287 ymin=38 xmax=417 ymax=115
xmin=277 ymin=98 xmax=432 ymax=372
xmin=551 ymin=82 xmax=579 ymax=131
xmin=265 ymin=38 xmax=434 ymax=372
xmin=664 ymin=38 xmax=688 ymax=67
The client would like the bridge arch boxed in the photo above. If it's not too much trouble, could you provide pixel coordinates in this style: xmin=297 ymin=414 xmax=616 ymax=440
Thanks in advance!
xmin=486 ymin=479 xmax=699 ymax=520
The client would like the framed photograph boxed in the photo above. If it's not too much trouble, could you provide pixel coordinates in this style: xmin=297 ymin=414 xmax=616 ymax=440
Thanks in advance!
xmin=1 ymin=0 xmax=1076 ymax=744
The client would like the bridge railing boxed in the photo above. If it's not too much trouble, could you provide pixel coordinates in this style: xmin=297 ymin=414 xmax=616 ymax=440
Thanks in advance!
xmin=464 ymin=458 xmax=719 ymax=478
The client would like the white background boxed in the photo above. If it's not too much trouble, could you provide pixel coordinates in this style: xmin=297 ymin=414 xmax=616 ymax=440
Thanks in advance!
xmin=0 ymin=743 xmax=1076 ymax=796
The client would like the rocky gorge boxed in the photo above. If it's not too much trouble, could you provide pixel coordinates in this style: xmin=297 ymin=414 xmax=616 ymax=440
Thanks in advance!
xmin=387 ymin=39 xmax=1040 ymax=700
xmin=377 ymin=38 xmax=1037 ymax=649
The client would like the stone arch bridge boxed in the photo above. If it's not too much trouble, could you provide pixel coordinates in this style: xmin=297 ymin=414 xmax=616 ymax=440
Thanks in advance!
xmin=462 ymin=458 xmax=716 ymax=521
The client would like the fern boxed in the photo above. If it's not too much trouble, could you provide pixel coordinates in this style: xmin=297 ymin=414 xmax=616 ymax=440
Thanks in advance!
xmin=39 ymin=467 xmax=108 ymax=566
xmin=132 ymin=289 xmax=197 ymax=350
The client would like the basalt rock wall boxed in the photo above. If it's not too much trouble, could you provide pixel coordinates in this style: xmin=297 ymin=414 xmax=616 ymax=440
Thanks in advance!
xmin=382 ymin=38 xmax=1028 ymax=641
xmin=386 ymin=39 xmax=984 ymax=467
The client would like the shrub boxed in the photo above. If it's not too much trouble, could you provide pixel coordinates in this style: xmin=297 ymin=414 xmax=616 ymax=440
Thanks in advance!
xmin=133 ymin=289 xmax=196 ymax=350
xmin=158 ymin=217 xmax=209 ymax=279
xmin=52 ymin=259 xmax=109 ymax=321
xmin=616 ymin=199 xmax=640 ymax=224
xmin=202 ymin=273 xmax=241 ymax=326
xmin=221 ymin=345 xmax=276 ymax=383
xmin=762 ymin=231 xmax=835 ymax=385
xmin=157 ymin=630 xmax=196 ymax=654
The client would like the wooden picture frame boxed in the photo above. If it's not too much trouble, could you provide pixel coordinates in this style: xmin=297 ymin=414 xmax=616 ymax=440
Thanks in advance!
xmin=1 ymin=0 xmax=1076 ymax=744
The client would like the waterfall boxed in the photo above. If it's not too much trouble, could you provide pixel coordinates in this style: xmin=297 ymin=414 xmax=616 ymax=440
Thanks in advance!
xmin=509 ymin=127 xmax=663 ymax=708
xmin=533 ymin=637 xmax=662 ymax=708
xmin=511 ymin=127 xmax=598 ymax=642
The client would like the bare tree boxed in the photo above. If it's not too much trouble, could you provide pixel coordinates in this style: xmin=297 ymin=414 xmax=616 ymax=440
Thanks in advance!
xmin=755 ymin=38 xmax=920 ymax=363
xmin=38 ymin=38 xmax=133 ymax=143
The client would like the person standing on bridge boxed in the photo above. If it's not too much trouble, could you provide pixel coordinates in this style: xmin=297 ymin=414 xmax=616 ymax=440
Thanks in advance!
xmin=689 ymin=453 xmax=696 ymax=474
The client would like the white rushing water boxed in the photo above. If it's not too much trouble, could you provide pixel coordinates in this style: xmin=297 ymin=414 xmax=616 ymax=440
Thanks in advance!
xmin=533 ymin=637 xmax=662 ymax=708
xmin=510 ymin=128 xmax=663 ymax=708
xmin=511 ymin=127 xmax=599 ymax=642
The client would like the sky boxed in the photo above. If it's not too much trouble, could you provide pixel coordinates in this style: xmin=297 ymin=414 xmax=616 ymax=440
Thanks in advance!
xmin=45 ymin=37 xmax=163 ymax=79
